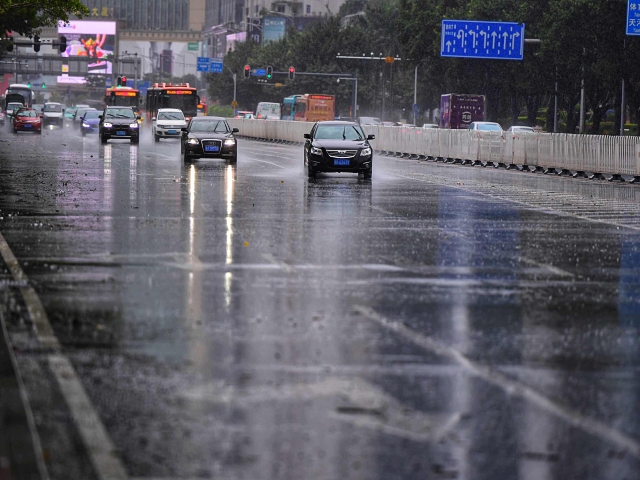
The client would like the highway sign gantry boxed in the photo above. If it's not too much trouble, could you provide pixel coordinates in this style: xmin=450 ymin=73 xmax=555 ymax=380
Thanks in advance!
xmin=441 ymin=20 xmax=525 ymax=60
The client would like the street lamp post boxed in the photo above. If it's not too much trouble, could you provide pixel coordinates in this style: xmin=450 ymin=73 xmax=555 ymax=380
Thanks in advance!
xmin=121 ymin=51 xmax=139 ymax=88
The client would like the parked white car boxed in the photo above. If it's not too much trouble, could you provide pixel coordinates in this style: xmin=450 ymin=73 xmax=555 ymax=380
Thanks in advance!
xmin=152 ymin=108 xmax=187 ymax=141
xmin=468 ymin=121 xmax=503 ymax=132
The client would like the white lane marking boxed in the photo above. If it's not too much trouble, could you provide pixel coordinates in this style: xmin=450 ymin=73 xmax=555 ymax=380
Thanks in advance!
xmin=49 ymin=356 xmax=129 ymax=480
xmin=262 ymin=253 xmax=295 ymax=273
xmin=389 ymin=172 xmax=640 ymax=232
xmin=520 ymin=256 xmax=575 ymax=278
xmin=355 ymin=305 xmax=640 ymax=458
xmin=0 ymin=233 xmax=59 ymax=348
xmin=244 ymin=157 xmax=285 ymax=169
xmin=0 ymin=231 xmax=129 ymax=479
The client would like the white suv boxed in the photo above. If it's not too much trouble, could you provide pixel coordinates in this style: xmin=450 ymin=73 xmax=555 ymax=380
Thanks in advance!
xmin=43 ymin=102 xmax=64 ymax=127
xmin=152 ymin=108 xmax=187 ymax=141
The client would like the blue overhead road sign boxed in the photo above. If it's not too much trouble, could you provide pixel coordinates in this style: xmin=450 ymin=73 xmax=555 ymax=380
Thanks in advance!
xmin=627 ymin=1 xmax=640 ymax=35
xmin=197 ymin=57 xmax=224 ymax=73
xmin=251 ymin=68 xmax=266 ymax=77
xmin=441 ymin=20 xmax=525 ymax=60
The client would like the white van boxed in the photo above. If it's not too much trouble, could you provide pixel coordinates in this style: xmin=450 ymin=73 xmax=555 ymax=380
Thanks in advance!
xmin=43 ymin=102 xmax=64 ymax=127
xmin=255 ymin=102 xmax=281 ymax=120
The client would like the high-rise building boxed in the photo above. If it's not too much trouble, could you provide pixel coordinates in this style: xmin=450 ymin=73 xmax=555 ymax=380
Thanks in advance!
xmin=81 ymin=0 xmax=192 ymax=31
xmin=203 ymin=0 xmax=245 ymax=58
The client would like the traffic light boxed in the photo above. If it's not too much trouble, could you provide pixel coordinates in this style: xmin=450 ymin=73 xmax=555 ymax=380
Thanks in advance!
xmin=122 ymin=76 xmax=127 ymax=86
xmin=33 ymin=35 xmax=40 ymax=53
xmin=117 ymin=76 xmax=122 ymax=86
xmin=288 ymin=66 xmax=295 ymax=80
xmin=59 ymin=36 xmax=67 ymax=53
xmin=6 ymin=37 xmax=13 ymax=52
xmin=27 ymin=81 xmax=31 ymax=88
xmin=244 ymin=65 xmax=250 ymax=78
xmin=41 ymin=83 xmax=46 ymax=89
xmin=266 ymin=66 xmax=273 ymax=80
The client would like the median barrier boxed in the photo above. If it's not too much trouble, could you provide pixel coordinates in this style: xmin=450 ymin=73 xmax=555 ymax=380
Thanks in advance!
xmin=229 ymin=119 xmax=640 ymax=182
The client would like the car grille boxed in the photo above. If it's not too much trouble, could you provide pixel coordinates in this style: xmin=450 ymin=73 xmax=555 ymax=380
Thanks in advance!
xmin=327 ymin=150 xmax=357 ymax=158
xmin=202 ymin=140 xmax=222 ymax=149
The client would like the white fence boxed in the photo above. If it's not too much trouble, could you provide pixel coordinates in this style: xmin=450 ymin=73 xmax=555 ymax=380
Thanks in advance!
xmin=228 ymin=119 xmax=640 ymax=178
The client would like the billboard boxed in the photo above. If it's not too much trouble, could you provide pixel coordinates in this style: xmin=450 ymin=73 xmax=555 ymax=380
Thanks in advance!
xmin=263 ymin=17 xmax=286 ymax=44
xmin=57 ymin=20 xmax=116 ymax=84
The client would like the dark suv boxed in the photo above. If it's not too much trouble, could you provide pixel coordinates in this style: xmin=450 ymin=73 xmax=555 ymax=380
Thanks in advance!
xmin=98 ymin=106 xmax=140 ymax=144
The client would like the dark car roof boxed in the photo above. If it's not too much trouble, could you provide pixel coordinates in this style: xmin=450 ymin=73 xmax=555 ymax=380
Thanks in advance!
xmin=191 ymin=116 xmax=226 ymax=121
xmin=315 ymin=121 xmax=360 ymax=126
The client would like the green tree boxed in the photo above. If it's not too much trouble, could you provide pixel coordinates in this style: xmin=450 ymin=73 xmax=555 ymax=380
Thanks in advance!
xmin=0 ymin=0 xmax=88 ymax=38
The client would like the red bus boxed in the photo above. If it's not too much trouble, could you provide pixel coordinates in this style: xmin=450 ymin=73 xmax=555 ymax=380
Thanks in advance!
xmin=294 ymin=94 xmax=335 ymax=122
xmin=146 ymin=83 xmax=199 ymax=122
xmin=104 ymin=86 xmax=141 ymax=117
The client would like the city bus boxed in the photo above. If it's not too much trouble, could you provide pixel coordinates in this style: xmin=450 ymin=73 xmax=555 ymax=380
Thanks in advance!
xmin=294 ymin=94 xmax=335 ymax=122
xmin=4 ymin=84 xmax=34 ymax=108
xmin=282 ymin=94 xmax=302 ymax=121
xmin=104 ymin=86 xmax=142 ymax=117
xmin=146 ymin=83 xmax=199 ymax=122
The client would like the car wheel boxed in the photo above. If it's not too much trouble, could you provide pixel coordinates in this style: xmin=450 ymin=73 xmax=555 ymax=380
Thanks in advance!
xmin=154 ymin=134 xmax=160 ymax=142
xmin=228 ymin=155 xmax=237 ymax=164
xmin=363 ymin=167 xmax=372 ymax=180
xmin=131 ymin=137 xmax=139 ymax=144
xmin=307 ymin=163 xmax=316 ymax=178
xmin=183 ymin=149 xmax=191 ymax=163
xmin=100 ymin=134 xmax=107 ymax=144
xmin=13 ymin=128 xmax=17 ymax=134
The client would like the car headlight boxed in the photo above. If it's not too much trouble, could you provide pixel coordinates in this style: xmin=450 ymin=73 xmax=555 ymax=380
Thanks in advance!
xmin=129 ymin=123 xmax=139 ymax=128
xmin=224 ymin=138 xmax=236 ymax=146
xmin=103 ymin=122 xmax=113 ymax=128
xmin=187 ymin=138 xmax=199 ymax=145
xmin=361 ymin=147 xmax=372 ymax=156
xmin=311 ymin=146 xmax=323 ymax=156
xmin=82 ymin=123 xmax=89 ymax=127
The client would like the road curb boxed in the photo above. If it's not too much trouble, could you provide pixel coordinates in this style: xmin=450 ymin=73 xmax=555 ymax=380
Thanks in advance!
xmin=0 ymin=310 xmax=49 ymax=480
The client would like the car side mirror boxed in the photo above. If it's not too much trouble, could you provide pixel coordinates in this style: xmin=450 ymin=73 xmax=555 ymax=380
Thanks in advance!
xmin=367 ymin=134 xmax=375 ymax=140
xmin=98 ymin=115 xmax=103 ymax=119
xmin=232 ymin=128 xmax=239 ymax=133
xmin=181 ymin=127 xmax=188 ymax=132
xmin=151 ymin=117 xmax=156 ymax=121
xmin=304 ymin=133 xmax=311 ymax=139
xmin=40 ymin=115 xmax=43 ymax=118
xmin=137 ymin=116 xmax=141 ymax=120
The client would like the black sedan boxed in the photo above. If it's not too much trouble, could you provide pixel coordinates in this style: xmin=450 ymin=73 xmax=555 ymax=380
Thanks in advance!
xmin=304 ymin=121 xmax=375 ymax=179
xmin=98 ymin=107 xmax=140 ymax=144
xmin=180 ymin=117 xmax=238 ymax=163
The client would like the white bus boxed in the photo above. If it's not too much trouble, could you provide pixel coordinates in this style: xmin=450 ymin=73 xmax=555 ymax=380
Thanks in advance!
xmin=255 ymin=102 xmax=281 ymax=120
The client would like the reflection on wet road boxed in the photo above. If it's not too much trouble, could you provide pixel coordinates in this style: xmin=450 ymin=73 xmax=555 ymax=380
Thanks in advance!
xmin=1 ymin=122 xmax=640 ymax=479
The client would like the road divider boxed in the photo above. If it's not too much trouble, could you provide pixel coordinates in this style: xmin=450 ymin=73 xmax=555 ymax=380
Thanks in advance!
xmin=228 ymin=119 xmax=640 ymax=183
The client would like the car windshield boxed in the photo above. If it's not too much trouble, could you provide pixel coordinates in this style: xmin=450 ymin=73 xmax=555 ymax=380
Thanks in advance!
xmin=17 ymin=110 xmax=37 ymax=118
xmin=315 ymin=124 xmax=365 ymax=140
xmin=190 ymin=120 xmax=229 ymax=133
xmin=512 ymin=127 xmax=534 ymax=132
xmin=44 ymin=104 xmax=62 ymax=112
xmin=105 ymin=109 xmax=135 ymax=119
xmin=8 ymin=104 xmax=22 ymax=111
xmin=83 ymin=111 xmax=100 ymax=120
xmin=478 ymin=124 xmax=502 ymax=131
xmin=158 ymin=111 xmax=184 ymax=121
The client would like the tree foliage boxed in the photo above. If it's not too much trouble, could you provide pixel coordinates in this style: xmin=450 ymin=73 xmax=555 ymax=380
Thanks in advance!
xmin=0 ymin=0 xmax=88 ymax=38
xmin=206 ymin=0 xmax=640 ymax=133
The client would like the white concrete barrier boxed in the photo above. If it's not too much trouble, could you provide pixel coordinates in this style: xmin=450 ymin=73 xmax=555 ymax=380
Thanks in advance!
xmin=229 ymin=119 xmax=640 ymax=179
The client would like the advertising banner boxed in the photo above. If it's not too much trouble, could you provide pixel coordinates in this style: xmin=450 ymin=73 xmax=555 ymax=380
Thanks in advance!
xmin=57 ymin=20 xmax=116 ymax=84
xmin=263 ymin=17 xmax=286 ymax=45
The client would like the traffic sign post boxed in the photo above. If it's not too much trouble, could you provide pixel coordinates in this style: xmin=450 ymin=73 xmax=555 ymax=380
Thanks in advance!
xmin=627 ymin=0 xmax=640 ymax=35
xmin=441 ymin=20 xmax=525 ymax=60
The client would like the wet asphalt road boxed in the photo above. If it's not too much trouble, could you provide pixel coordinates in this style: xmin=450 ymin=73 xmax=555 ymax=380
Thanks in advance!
xmin=1 ymin=120 xmax=640 ymax=480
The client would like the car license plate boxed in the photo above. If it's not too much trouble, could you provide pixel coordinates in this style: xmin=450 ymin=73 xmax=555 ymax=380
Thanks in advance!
xmin=334 ymin=159 xmax=349 ymax=166
xmin=116 ymin=131 xmax=126 ymax=136
xmin=24 ymin=124 xmax=32 ymax=128
xmin=205 ymin=145 xmax=219 ymax=152
xmin=168 ymin=129 xmax=177 ymax=134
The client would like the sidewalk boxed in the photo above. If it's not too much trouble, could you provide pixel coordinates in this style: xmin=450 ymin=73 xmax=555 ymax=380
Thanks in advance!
xmin=0 ymin=310 xmax=48 ymax=480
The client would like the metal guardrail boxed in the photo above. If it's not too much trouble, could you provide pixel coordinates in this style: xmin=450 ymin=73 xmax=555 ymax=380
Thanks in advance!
xmin=228 ymin=119 xmax=640 ymax=182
